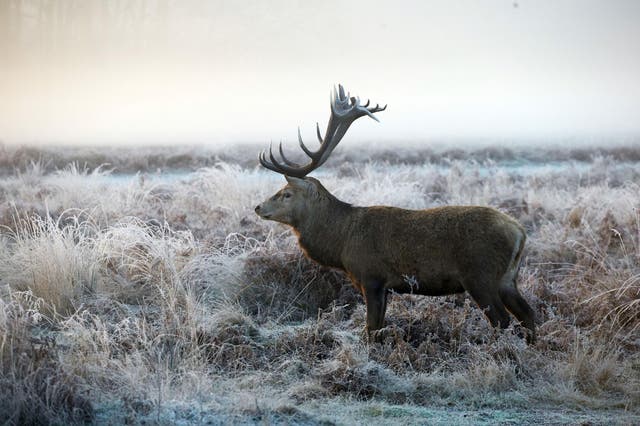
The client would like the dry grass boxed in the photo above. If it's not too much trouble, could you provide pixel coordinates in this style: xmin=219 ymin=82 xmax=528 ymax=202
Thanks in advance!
xmin=0 ymin=145 xmax=639 ymax=424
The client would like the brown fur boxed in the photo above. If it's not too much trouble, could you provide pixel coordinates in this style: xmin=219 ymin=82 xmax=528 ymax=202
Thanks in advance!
xmin=256 ymin=176 xmax=536 ymax=343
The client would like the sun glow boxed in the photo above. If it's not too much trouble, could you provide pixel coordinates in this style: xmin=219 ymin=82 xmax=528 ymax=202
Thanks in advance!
xmin=1 ymin=0 xmax=639 ymax=145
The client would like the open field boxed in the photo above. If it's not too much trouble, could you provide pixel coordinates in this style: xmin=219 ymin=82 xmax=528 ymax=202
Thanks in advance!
xmin=0 ymin=144 xmax=639 ymax=424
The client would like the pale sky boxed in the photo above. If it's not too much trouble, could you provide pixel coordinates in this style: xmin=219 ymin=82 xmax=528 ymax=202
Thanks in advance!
xmin=1 ymin=0 xmax=639 ymax=146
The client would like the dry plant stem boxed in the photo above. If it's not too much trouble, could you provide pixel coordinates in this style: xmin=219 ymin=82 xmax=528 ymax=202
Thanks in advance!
xmin=0 ymin=148 xmax=638 ymax=423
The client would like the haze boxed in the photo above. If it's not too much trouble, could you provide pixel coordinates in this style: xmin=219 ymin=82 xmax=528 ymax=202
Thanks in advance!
xmin=1 ymin=0 xmax=639 ymax=146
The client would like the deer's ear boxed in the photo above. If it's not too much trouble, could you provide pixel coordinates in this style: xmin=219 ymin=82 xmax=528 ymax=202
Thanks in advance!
xmin=285 ymin=176 xmax=315 ymax=193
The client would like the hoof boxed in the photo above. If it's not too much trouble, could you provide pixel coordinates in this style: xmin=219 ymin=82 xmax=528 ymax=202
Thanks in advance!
xmin=365 ymin=326 xmax=402 ymax=344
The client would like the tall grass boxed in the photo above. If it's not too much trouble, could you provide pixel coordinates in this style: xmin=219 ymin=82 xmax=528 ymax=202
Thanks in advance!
xmin=0 ymin=147 xmax=639 ymax=424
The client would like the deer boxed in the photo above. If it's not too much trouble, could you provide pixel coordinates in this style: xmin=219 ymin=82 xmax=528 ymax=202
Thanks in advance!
xmin=254 ymin=85 xmax=536 ymax=344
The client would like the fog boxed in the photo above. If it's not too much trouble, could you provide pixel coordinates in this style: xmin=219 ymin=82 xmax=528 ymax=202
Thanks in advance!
xmin=1 ymin=0 xmax=639 ymax=146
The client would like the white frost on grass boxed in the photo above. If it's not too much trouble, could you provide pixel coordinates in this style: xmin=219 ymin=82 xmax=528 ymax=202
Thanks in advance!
xmin=0 ymin=151 xmax=639 ymax=424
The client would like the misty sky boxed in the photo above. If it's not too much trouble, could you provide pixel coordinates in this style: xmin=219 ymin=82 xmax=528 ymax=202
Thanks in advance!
xmin=1 ymin=0 xmax=639 ymax=146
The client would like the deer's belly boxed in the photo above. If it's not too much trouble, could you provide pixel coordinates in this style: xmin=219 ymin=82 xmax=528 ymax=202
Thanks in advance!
xmin=387 ymin=273 xmax=465 ymax=296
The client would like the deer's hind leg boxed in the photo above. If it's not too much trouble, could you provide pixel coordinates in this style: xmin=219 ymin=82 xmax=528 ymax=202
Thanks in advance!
xmin=498 ymin=240 xmax=536 ymax=343
xmin=464 ymin=282 xmax=511 ymax=330
xmin=499 ymin=267 xmax=536 ymax=344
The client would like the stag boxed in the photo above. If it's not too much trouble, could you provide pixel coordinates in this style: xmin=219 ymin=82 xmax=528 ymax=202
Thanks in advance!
xmin=255 ymin=85 xmax=536 ymax=343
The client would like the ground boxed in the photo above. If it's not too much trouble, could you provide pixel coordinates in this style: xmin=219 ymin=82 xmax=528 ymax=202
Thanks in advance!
xmin=0 ymin=144 xmax=639 ymax=425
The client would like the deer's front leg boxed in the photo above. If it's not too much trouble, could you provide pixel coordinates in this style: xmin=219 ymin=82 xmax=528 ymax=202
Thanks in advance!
xmin=363 ymin=280 xmax=388 ymax=335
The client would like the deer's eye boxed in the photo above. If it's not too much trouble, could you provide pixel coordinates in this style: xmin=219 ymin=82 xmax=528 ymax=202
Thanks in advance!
xmin=283 ymin=193 xmax=292 ymax=199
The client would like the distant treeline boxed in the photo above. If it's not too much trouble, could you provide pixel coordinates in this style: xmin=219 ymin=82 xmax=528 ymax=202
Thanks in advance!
xmin=1 ymin=143 xmax=639 ymax=175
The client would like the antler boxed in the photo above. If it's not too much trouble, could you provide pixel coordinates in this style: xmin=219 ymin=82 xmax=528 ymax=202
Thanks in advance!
xmin=259 ymin=84 xmax=386 ymax=177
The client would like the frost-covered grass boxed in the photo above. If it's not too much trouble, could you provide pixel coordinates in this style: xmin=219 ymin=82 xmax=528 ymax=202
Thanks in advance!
xmin=0 ymin=145 xmax=639 ymax=424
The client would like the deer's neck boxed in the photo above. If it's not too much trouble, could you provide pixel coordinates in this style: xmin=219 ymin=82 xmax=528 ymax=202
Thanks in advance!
xmin=293 ymin=198 xmax=353 ymax=269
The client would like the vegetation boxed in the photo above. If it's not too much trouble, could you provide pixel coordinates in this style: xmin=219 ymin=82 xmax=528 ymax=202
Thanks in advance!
xmin=0 ymin=145 xmax=639 ymax=424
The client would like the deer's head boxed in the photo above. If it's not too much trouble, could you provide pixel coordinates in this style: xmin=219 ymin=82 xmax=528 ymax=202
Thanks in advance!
xmin=255 ymin=176 xmax=325 ymax=225
xmin=255 ymin=84 xmax=386 ymax=226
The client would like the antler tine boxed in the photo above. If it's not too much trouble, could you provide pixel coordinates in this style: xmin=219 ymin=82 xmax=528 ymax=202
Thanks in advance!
xmin=259 ymin=148 xmax=280 ymax=173
xmin=259 ymin=141 xmax=320 ymax=178
xmin=278 ymin=141 xmax=301 ymax=167
xmin=267 ymin=143 xmax=283 ymax=169
xmin=298 ymin=127 xmax=315 ymax=158
xmin=334 ymin=84 xmax=350 ymax=108
xmin=259 ymin=143 xmax=288 ymax=173
xmin=338 ymin=84 xmax=346 ymax=101
xmin=315 ymin=122 xmax=323 ymax=144
xmin=370 ymin=103 xmax=387 ymax=113
xmin=258 ymin=84 xmax=385 ymax=177
xmin=265 ymin=143 xmax=310 ymax=177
